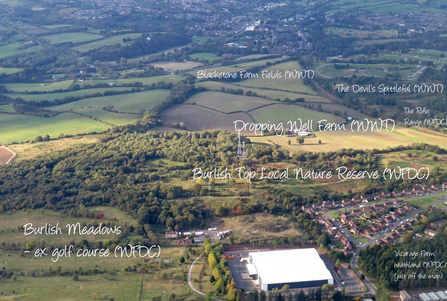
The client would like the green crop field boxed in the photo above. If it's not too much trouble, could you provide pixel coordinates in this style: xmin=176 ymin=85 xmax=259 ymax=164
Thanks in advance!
xmin=195 ymin=81 xmax=331 ymax=102
xmin=185 ymin=91 xmax=274 ymax=113
xmin=4 ymin=87 xmax=137 ymax=102
xmin=0 ymin=42 xmax=43 ymax=58
xmin=3 ymin=80 xmax=74 ymax=92
xmin=48 ymin=90 xmax=170 ymax=114
xmin=249 ymin=104 xmax=345 ymax=131
xmin=72 ymin=33 xmax=141 ymax=52
xmin=189 ymin=52 xmax=218 ymax=61
xmin=0 ymin=113 xmax=110 ymax=144
xmin=240 ymin=61 xmax=318 ymax=94
xmin=41 ymin=32 xmax=102 ymax=44
xmin=0 ymin=67 xmax=22 ymax=74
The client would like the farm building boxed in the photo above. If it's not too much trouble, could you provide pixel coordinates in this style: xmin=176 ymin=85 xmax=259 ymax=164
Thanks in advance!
xmin=247 ymin=248 xmax=333 ymax=290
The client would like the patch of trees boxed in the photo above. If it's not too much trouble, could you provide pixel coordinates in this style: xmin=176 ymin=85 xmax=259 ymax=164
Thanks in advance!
xmin=85 ymin=32 xmax=191 ymax=62
xmin=358 ymin=230 xmax=447 ymax=290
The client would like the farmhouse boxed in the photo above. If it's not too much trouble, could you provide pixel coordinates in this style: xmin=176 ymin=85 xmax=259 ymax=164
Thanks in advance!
xmin=247 ymin=248 xmax=333 ymax=290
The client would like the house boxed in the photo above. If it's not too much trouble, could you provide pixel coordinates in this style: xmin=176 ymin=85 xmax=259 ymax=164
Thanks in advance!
xmin=391 ymin=212 xmax=399 ymax=220
xmin=364 ymin=229 xmax=374 ymax=236
xmin=404 ymin=205 xmax=415 ymax=211
xmin=397 ymin=208 xmax=408 ymax=214
xmin=332 ymin=201 xmax=343 ymax=208
xmin=352 ymin=228 xmax=360 ymax=235
xmin=425 ymin=229 xmax=437 ymax=237
xmin=384 ymin=201 xmax=394 ymax=207
xmin=342 ymin=199 xmax=352 ymax=206
xmin=373 ymin=193 xmax=383 ymax=199
xmin=403 ymin=190 xmax=412 ymax=196
xmin=363 ymin=206 xmax=373 ymax=213
xmin=165 ymin=231 xmax=178 ymax=239
xmin=382 ymin=191 xmax=392 ymax=198
xmin=407 ymin=220 xmax=415 ymax=227
xmin=348 ymin=220 xmax=357 ymax=228
xmin=194 ymin=235 xmax=206 ymax=243
xmin=374 ymin=203 xmax=385 ymax=211
xmin=401 ymin=225 xmax=409 ymax=231
xmin=341 ymin=214 xmax=350 ymax=224
xmin=395 ymin=229 xmax=404 ymax=236
xmin=351 ymin=209 xmax=363 ymax=216
xmin=394 ymin=199 xmax=405 ymax=206
xmin=384 ymin=216 xmax=394 ymax=224
xmin=393 ymin=191 xmax=403 ymax=197
xmin=371 ymin=225 xmax=380 ymax=232
xmin=352 ymin=196 xmax=362 ymax=203
xmin=413 ymin=188 xmax=423 ymax=195
xmin=325 ymin=220 xmax=333 ymax=228
xmin=430 ymin=219 xmax=447 ymax=228
xmin=174 ymin=237 xmax=193 ymax=245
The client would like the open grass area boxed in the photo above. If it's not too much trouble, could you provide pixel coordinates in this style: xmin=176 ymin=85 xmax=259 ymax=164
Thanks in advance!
xmin=4 ymin=87 xmax=132 ymax=101
xmin=189 ymin=52 xmax=218 ymax=61
xmin=0 ymin=208 xmax=128 ymax=246
xmin=3 ymin=87 xmax=135 ymax=102
xmin=0 ymin=104 xmax=16 ymax=113
xmin=0 ymin=67 xmax=22 ymax=74
xmin=185 ymin=91 xmax=274 ymax=113
xmin=324 ymin=27 xmax=398 ymax=39
xmin=72 ymin=33 xmax=141 ymax=52
xmin=0 ymin=42 xmax=43 ymax=59
xmin=4 ymin=80 xmax=74 ymax=92
xmin=195 ymin=81 xmax=330 ymax=102
xmin=231 ymin=57 xmax=285 ymax=68
xmin=80 ymin=75 xmax=184 ymax=87
xmin=41 ymin=32 xmax=102 ymax=44
xmin=249 ymin=104 xmax=345 ymax=130
xmin=9 ymin=136 xmax=100 ymax=161
xmin=48 ymin=90 xmax=169 ymax=114
xmin=408 ymin=195 xmax=443 ymax=207
xmin=42 ymin=24 xmax=75 ymax=29
xmin=240 ymin=61 xmax=318 ymax=94
xmin=149 ymin=61 xmax=204 ymax=72
xmin=249 ymin=125 xmax=447 ymax=153
xmin=0 ymin=113 xmax=110 ymax=144
xmin=160 ymin=104 xmax=253 ymax=132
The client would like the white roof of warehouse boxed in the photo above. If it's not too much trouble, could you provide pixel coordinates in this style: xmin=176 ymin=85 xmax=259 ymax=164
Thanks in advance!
xmin=249 ymin=248 xmax=333 ymax=285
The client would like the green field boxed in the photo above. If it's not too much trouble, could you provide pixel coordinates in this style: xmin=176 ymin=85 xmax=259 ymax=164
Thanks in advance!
xmin=4 ymin=87 xmax=137 ymax=102
xmin=186 ymin=91 xmax=274 ymax=113
xmin=4 ymin=80 xmax=74 ymax=92
xmin=232 ymin=57 xmax=285 ymax=68
xmin=0 ymin=42 xmax=43 ymax=58
xmin=43 ymin=90 xmax=169 ymax=125
xmin=150 ymin=61 xmax=204 ymax=72
xmin=249 ymin=104 xmax=345 ymax=130
xmin=249 ymin=126 xmax=447 ymax=153
xmin=42 ymin=24 xmax=75 ymax=29
xmin=0 ymin=113 xmax=110 ymax=144
xmin=324 ymin=27 xmax=398 ymax=39
xmin=0 ymin=67 xmax=22 ymax=74
xmin=72 ymin=33 xmax=141 ymax=52
xmin=41 ymin=32 xmax=102 ymax=44
xmin=80 ymin=75 xmax=184 ymax=87
xmin=195 ymin=81 xmax=330 ymax=102
xmin=189 ymin=52 xmax=218 ymax=61
xmin=240 ymin=61 xmax=318 ymax=94
xmin=0 ymin=104 xmax=15 ymax=113
xmin=48 ymin=90 xmax=169 ymax=114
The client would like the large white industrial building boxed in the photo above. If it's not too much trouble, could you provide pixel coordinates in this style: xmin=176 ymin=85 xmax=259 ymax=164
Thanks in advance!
xmin=246 ymin=248 xmax=333 ymax=290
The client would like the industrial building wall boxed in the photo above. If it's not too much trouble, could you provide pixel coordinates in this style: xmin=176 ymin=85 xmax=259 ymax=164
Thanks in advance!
xmin=266 ymin=279 xmax=330 ymax=290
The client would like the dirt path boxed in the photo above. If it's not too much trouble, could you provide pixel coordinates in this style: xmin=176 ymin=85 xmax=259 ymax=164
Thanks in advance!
xmin=0 ymin=143 xmax=16 ymax=165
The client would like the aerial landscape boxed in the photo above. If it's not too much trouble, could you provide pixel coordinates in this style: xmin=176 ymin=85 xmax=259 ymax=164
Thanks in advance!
xmin=1 ymin=0 xmax=447 ymax=300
